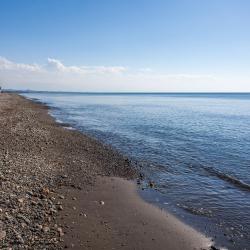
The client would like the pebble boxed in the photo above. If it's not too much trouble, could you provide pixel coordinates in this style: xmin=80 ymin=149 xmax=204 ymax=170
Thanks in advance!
xmin=31 ymin=200 xmax=37 ymax=205
xmin=42 ymin=188 xmax=50 ymax=195
xmin=58 ymin=205 xmax=63 ymax=211
xmin=57 ymin=227 xmax=64 ymax=237
xmin=17 ymin=214 xmax=31 ymax=224
xmin=0 ymin=230 xmax=6 ymax=240
xmin=43 ymin=226 xmax=50 ymax=233
xmin=16 ymin=234 xmax=24 ymax=244
xmin=18 ymin=198 xmax=24 ymax=203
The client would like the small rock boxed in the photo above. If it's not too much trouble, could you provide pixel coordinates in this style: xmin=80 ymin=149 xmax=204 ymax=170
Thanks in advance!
xmin=43 ymin=226 xmax=50 ymax=233
xmin=37 ymin=224 xmax=43 ymax=230
xmin=49 ymin=208 xmax=57 ymax=214
xmin=17 ymin=198 xmax=24 ymax=203
xmin=57 ymin=227 xmax=64 ymax=237
xmin=31 ymin=200 xmax=37 ymax=205
xmin=0 ymin=230 xmax=6 ymax=240
xmin=16 ymin=234 xmax=24 ymax=244
xmin=41 ymin=187 xmax=50 ymax=195
xmin=149 ymin=181 xmax=155 ymax=188
xmin=210 ymin=246 xmax=220 ymax=250
xmin=17 ymin=214 xmax=30 ymax=224
xmin=27 ymin=191 xmax=33 ymax=196
xmin=58 ymin=205 xmax=63 ymax=211
xmin=100 ymin=201 xmax=105 ymax=205
xmin=59 ymin=195 xmax=65 ymax=199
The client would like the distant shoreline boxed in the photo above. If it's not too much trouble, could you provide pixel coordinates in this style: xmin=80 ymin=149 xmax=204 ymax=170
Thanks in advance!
xmin=4 ymin=89 xmax=250 ymax=95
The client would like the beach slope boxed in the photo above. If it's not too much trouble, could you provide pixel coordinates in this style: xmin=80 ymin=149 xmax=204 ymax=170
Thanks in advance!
xmin=0 ymin=93 xmax=211 ymax=249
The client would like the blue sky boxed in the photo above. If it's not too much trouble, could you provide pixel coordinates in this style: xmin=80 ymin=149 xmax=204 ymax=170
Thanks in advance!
xmin=0 ymin=0 xmax=250 ymax=91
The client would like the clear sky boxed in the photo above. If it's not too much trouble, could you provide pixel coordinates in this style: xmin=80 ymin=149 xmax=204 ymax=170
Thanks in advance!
xmin=0 ymin=0 xmax=250 ymax=92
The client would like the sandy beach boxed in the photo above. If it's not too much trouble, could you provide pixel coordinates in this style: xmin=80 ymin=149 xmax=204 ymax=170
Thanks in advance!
xmin=0 ymin=93 xmax=212 ymax=249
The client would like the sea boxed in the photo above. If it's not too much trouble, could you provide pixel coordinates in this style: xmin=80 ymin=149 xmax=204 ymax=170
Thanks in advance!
xmin=21 ymin=92 xmax=250 ymax=250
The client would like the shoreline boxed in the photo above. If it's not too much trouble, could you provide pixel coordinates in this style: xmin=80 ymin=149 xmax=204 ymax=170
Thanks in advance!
xmin=0 ymin=93 xmax=212 ymax=249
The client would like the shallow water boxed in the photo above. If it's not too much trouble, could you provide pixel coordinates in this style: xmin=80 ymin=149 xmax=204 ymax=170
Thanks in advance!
xmin=22 ymin=92 xmax=250 ymax=249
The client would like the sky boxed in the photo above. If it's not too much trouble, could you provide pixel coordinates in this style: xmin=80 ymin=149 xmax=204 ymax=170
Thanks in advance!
xmin=0 ymin=0 xmax=250 ymax=92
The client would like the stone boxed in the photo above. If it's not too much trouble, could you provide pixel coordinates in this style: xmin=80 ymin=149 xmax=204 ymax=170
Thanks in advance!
xmin=43 ymin=226 xmax=50 ymax=233
xmin=16 ymin=234 xmax=24 ymax=244
xmin=0 ymin=230 xmax=6 ymax=240
xmin=58 ymin=205 xmax=63 ymax=211
xmin=17 ymin=214 xmax=31 ymax=224
xmin=41 ymin=188 xmax=50 ymax=195
xmin=18 ymin=198 xmax=24 ymax=203
xmin=149 ymin=181 xmax=155 ymax=188
xmin=57 ymin=227 xmax=64 ymax=237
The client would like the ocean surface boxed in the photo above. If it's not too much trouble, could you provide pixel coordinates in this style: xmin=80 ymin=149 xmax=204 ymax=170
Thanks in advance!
xmin=22 ymin=92 xmax=250 ymax=249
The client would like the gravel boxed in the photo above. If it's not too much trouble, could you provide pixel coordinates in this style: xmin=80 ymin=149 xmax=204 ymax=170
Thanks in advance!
xmin=0 ymin=93 xmax=137 ymax=249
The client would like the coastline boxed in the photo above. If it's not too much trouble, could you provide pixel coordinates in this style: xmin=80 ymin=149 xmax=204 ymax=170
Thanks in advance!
xmin=0 ymin=93 xmax=212 ymax=249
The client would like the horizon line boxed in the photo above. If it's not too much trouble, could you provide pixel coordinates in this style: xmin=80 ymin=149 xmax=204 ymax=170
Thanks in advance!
xmin=4 ymin=89 xmax=250 ymax=95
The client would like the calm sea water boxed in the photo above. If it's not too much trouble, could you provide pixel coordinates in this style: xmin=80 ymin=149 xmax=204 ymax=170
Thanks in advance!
xmin=22 ymin=92 xmax=250 ymax=249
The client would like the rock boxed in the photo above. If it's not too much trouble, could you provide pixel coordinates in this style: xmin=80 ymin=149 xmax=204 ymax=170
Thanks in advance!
xmin=16 ymin=234 xmax=24 ymax=244
xmin=57 ymin=227 xmax=64 ymax=237
xmin=149 ymin=181 xmax=155 ymax=188
xmin=17 ymin=214 xmax=31 ymax=224
xmin=59 ymin=195 xmax=65 ymax=199
xmin=31 ymin=200 xmax=37 ymax=205
xmin=43 ymin=226 xmax=50 ymax=233
xmin=21 ymin=222 xmax=26 ymax=228
xmin=210 ymin=246 xmax=220 ymax=250
xmin=41 ymin=187 xmax=50 ymax=195
xmin=0 ymin=230 xmax=6 ymax=240
xmin=18 ymin=198 xmax=24 ymax=203
xmin=49 ymin=208 xmax=57 ymax=214
xmin=58 ymin=205 xmax=63 ymax=211
xmin=27 ymin=191 xmax=34 ymax=196
xmin=99 ymin=201 xmax=105 ymax=205
xmin=37 ymin=224 xmax=43 ymax=230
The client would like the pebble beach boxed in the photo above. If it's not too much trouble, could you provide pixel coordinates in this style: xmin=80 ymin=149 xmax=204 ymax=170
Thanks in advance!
xmin=0 ymin=93 xmax=212 ymax=250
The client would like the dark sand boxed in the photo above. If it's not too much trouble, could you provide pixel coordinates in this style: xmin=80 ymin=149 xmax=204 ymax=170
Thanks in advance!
xmin=0 ymin=93 xmax=212 ymax=249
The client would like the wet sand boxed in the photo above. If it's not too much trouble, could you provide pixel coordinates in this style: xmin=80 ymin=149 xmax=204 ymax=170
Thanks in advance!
xmin=0 ymin=93 xmax=212 ymax=249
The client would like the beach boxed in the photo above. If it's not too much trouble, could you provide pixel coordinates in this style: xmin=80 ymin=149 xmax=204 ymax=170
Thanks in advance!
xmin=0 ymin=93 xmax=212 ymax=249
